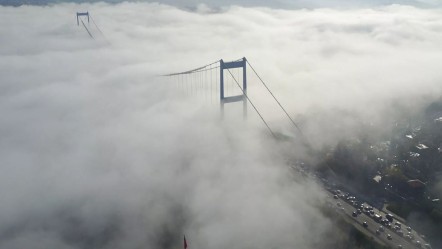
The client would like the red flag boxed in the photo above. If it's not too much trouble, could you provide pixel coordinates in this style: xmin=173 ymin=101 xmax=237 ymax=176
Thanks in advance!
xmin=184 ymin=235 xmax=188 ymax=249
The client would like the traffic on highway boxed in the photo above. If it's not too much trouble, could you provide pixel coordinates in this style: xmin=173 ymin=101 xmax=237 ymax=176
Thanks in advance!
xmin=290 ymin=161 xmax=434 ymax=249
xmin=326 ymin=189 xmax=432 ymax=249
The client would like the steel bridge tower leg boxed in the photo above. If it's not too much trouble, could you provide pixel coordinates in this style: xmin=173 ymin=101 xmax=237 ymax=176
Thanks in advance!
xmin=220 ymin=59 xmax=225 ymax=119
xmin=242 ymin=57 xmax=247 ymax=119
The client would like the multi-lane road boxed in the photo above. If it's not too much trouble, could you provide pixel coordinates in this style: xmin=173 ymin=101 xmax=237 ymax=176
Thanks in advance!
xmin=290 ymin=162 xmax=433 ymax=249
xmin=326 ymin=191 xmax=431 ymax=249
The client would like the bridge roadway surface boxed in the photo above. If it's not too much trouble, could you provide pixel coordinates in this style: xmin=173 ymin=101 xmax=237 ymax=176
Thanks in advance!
xmin=327 ymin=191 xmax=426 ymax=249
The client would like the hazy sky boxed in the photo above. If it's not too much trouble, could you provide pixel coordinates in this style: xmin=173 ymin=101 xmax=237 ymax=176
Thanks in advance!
xmin=1 ymin=1 xmax=442 ymax=249
xmin=2 ymin=0 xmax=442 ymax=8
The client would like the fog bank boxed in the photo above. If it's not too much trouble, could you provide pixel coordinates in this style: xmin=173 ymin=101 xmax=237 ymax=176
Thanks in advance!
xmin=1 ymin=2 xmax=442 ymax=248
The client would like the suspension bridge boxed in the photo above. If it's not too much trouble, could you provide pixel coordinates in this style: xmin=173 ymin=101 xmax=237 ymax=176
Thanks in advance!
xmin=74 ymin=12 xmax=305 ymax=143
xmin=163 ymin=57 xmax=306 ymax=142
xmin=76 ymin=11 xmax=108 ymax=41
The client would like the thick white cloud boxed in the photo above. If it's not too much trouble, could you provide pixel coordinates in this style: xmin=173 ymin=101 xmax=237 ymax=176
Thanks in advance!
xmin=3 ymin=0 xmax=442 ymax=8
xmin=1 ymin=2 xmax=442 ymax=249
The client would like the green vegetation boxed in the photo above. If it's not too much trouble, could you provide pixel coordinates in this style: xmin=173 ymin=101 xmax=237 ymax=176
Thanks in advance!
xmin=350 ymin=228 xmax=389 ymax=249
xmin=430 ymin=208 xmax=442 ymax=223
xmin=386 ymin=202 xmax=412 ymax=218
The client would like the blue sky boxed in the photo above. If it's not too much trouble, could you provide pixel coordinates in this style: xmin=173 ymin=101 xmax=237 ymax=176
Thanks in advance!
xmin=1 ymin=0 xmax=441 ymax=8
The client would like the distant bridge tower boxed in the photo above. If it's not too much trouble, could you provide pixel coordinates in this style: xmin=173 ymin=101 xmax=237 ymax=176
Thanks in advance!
xmin=76 ymin=12 xmax=89 ymax=26
xmin=220 ymin=57 xmax=247 ymax=119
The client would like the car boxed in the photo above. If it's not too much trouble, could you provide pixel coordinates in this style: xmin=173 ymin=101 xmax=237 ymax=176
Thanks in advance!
xmin=363 ymin=221 xmax=368 ymax=228
xmin=379 ymin=226 xmax=384 ymax=232
xmin=397 ymin=245 xmax=403 ymax=249
xmin=352 ymin=211 xmax=357 ymax=217
xmin=415 ymin=241 xmax=422 ymax=248
xmin=424 ymin=243 xmax=432 ymax=249
xmin=386 ymin=213 xmax=394 ymax=222
xmin=337 ymin=202 xmax=342 ymax=207
xmin=406 ymin=226 xmax=412 ymax=232
xmin=333 ymin=195 xmax=338 ymax=199
xmin=381 ymin=219 xmax=390 ymax=226
xmin=387 ymin=234 xmax=392 ymax=240
xmin=369 ymin=210 xmax=375 ymax=216
xmin=376 ymin=229 xmax=381 ymax=235
xmin=395 ymin=221 xmax=401 ymax=228
xmin=405 ymin=235 xmax=412 ymax=241
xmin=374 ymin=214 xmax=382 ymax=221
xmin=381 ymin=219 xmax=391 ymax=227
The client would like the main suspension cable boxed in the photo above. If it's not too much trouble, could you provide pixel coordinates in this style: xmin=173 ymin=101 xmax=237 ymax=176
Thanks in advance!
xmin=225 ymin=68 xmax=276 ymax=138
xmin=81 ymin=19 xmax=94 ymax=39
xmin=89 ymin=15 xmax=104 ymax=36
xmin=162 ymin=60 xmax=220 ymax=77
xmin=246 ymin=60 xmax=303 ymax=135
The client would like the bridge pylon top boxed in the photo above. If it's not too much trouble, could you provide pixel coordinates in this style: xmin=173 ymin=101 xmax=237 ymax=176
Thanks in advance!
xmin=219 ymin=57 xmax=247 ymax=119
xmin=76 ymin=11 xmax=90 ymax=26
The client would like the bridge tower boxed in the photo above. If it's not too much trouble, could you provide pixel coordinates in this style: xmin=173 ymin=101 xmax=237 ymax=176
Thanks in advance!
xmin=76 ymin=12 xmax=90 ymax=26
xmin=220 ymin=57 xmax=247 ymax=119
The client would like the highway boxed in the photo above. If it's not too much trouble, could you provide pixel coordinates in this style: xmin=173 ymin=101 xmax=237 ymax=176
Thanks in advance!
xmin=290 ymin=162 xmax=432 ymax=249
xmin=326 ymin=191 xmax=430 ymax=249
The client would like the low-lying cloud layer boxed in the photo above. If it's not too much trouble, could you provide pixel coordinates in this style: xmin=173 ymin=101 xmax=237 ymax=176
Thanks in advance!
xmin=1 ymin=2 xmax=442 ymax=249
xmin=2 ymin=0 xmax=442 ymax=8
